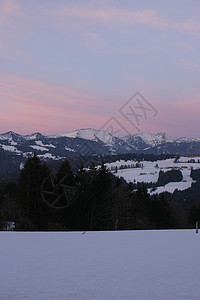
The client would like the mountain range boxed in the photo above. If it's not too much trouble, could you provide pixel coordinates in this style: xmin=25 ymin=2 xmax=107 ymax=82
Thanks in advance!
xmin=0 ymin=128 xmax=200 ymax=176
xmin=0 ymin=128 xmax=200 ymax=157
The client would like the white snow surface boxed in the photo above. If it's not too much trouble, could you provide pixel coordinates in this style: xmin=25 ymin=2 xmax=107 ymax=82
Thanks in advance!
xmin=23 ymin=152 xmax=33 ymax=158
xmin=35 ymin=140 xmax=56 ymax=148
xmin=0 ymin=230 xmax=200 ymax=300
xmin=19 ymin=162 xmax=24 ymax=170
xmin=65 ymin=146 xmax=75 ymax=152
xmin=0 ymin=144 xmax=21 ymax=154
xmin=38 ymin=153 xmax=60 ymax=160
xmin=30 ymin=145 xmax=49 ymax=152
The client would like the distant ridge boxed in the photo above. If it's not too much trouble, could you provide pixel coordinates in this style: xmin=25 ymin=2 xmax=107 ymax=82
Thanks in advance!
xmin=0 ymin=128 xmax=200 ymax=163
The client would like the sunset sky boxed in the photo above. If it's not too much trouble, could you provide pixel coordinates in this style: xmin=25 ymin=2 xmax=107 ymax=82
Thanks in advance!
xmin=0 ymin=0 xmax=200 ymax=138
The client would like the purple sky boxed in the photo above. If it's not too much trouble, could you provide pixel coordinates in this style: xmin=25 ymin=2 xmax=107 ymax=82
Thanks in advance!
xmin=0 ymin=0 xmax=200 ymax=138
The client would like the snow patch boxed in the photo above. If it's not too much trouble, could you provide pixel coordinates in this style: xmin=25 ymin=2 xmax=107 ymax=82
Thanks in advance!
xmin=65 ymin=146 xmax=75 ymax=152
xmin=0 ymin=144 xmax=21 ymax=154
xmin=19 ymin=162 xmax=25 ymax=170
xmin=35 ymin=140 xmax=56 ymax=148
xmin=38 ymin=153 xmax=62 ymax=160
xmin=30 ymin=145 xmax=49 ymax=152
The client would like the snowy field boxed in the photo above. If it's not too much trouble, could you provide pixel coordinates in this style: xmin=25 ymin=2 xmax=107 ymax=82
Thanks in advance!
xmin=0 ymin=230 xmax=200 ymax=300
xmin=105 ymin=157 xmax=200 ymax=194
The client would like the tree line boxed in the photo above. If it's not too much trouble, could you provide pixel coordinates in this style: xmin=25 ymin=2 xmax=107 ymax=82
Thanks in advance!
xmin=0 ymin=154 xmax=198 ymax=231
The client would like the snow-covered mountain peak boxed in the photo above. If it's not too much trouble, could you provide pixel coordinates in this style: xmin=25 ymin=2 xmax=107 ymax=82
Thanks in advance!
xmin=136 ymin=131 xmax=173 ymax=144
xmin=154 ymin=132 xmax=173 ymax=143
xmin=123 ymin=131 xmax=173 ymax=147
xmin=65 ymin=128 xmax=99 ymax=139
xmin=136 ymin=131 xmax=159 ymax=145
xmin=52 ymin=128 xmax=116 ymax=146
xmin=0 ymin=131 xmax=22 ymax=141
xmin=24 ymin=132 xmax=44 ymax=140
xmin=176 ymin=136 xmax=200 ymax=143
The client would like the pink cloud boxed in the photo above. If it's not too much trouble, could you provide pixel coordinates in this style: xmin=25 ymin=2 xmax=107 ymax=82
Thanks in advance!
xmin=0 ymin=73 xmax=199 ymax=138
xmin=0 ymin=74 xmax=111 ymax=135
xmin=56 ymin=6 xmax=160 ymax=27
xmin=54 ymin=5 xmax=200 ymax=35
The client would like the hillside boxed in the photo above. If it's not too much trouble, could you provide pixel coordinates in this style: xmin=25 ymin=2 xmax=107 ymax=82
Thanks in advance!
xmin=0 ymin=129 xmax=200 ymax=177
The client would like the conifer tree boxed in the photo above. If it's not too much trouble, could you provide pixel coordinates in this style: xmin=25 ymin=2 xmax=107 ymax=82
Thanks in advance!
xmin=16 ymin=153 xmax=50 ymax=230
xmin=56 ymin=160 xmax=75 ymax=186
xmin=0 ymin=181 xmax=17 ymax=230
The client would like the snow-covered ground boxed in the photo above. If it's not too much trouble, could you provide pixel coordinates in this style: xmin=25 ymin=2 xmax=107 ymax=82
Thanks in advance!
xmin=105 ymin=157 xmax=200 ymax=194
xmin=0 ymin=144 xmax=21 ymax=154
xmin=0 ymin=230 xmax=200 ymax=300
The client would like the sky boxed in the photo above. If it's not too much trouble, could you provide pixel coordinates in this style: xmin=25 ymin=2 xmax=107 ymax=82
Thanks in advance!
xmin=0 ymin=0 xmax=200 ymax=138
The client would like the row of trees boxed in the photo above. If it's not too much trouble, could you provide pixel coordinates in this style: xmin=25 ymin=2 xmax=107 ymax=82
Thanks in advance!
xmin=0 ymin=154 xmax=175 ymax=231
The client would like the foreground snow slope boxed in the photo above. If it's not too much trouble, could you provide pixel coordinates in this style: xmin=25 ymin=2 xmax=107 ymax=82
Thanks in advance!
xmin=0 ymin=230 xmax=200 ymax=300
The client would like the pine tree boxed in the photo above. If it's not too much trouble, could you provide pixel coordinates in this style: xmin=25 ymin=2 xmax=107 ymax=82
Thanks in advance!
xmin=56 ymin=160 xmax=75 ymax=186
xmin=150 ymin=194 xmax=172 ymax=229
xmin=0 ymin=181 xmax=17 ymax=230
xmin=16 ymin=153 xmax=50 ymax=230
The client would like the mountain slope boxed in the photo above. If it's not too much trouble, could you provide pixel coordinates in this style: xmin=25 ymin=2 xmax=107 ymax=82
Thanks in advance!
xmin=123 ymin=131 xmax=173 ymax=150
xmin=0 ymin=129 xmax=200 ymax=176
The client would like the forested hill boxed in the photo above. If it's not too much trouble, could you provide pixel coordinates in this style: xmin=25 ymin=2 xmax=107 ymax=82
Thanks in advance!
xmin=1 ymin=154 xmax=200 ymax=231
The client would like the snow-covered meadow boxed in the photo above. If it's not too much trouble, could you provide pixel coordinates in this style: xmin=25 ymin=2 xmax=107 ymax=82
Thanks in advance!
xmin=0 ymin=230 xmax=200 ymax=300
xmin=105 ymin=157 xmax=200 ymax=194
